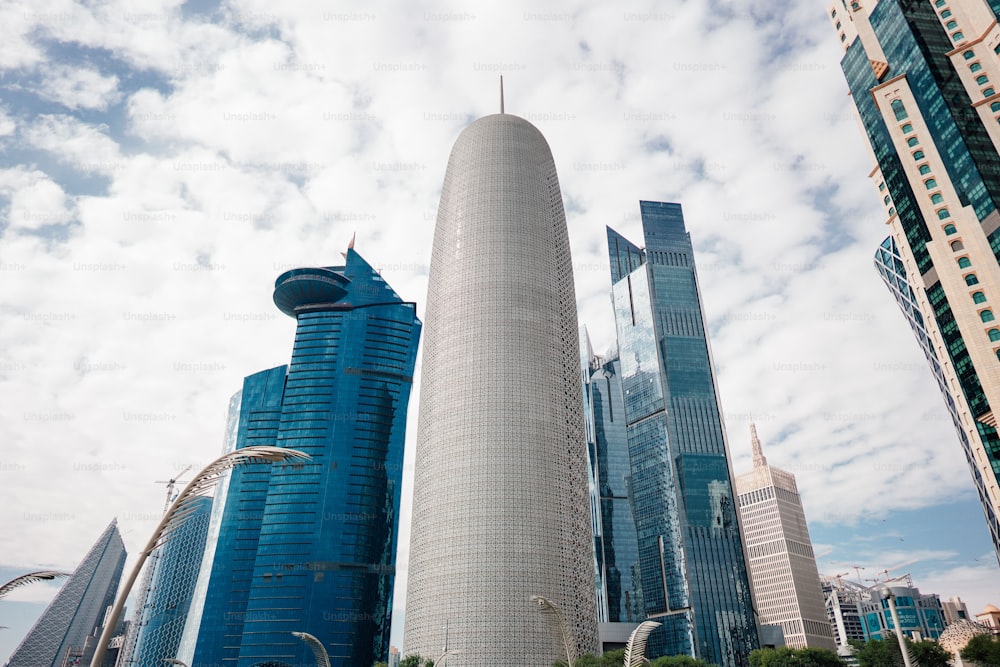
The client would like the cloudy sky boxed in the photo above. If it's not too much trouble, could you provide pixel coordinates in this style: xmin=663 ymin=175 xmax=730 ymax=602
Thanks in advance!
xmin=1 ymin=0 xmax=998 ymax=659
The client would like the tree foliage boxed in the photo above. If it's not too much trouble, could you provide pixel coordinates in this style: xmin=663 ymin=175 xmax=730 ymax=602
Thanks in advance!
xmin=648 ymin=654 xmax=717 ymax=667
xmin=749 ymin=646 xmax=843 ymax=667
xmin=961 ymin=633 xmax=1000 ymax=666
xmin=399 ymin=655 xmax=433 ymax=667
xmin=552 ymin=650 xmax=715 ymax=667
xmin=849 ymin=636 xmax=950 ymax=667
xmin=907 ymin=640 xmax=950 ymax=667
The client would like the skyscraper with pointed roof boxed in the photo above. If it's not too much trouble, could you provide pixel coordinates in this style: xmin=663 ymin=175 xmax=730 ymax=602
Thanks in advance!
xmin=404 ymin=98 xmax=599 ymax=665
xmin=6 ymin=519 xmax=126 ymax=667
xmin=735 ymin=424 xmax=834 ymax=650
xmin=606 ymin=201 xmax=757 ymax=666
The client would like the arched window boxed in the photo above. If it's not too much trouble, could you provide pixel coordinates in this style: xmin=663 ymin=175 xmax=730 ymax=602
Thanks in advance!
xmin=914 ymin=150 xmax=926 ymax=160
xmin=946 ymin=20 xmax=959 ymax=30
xmin=958 ymin=257 xmax=972 ymax=268
xmin=982 ymin=310 xmax=995 ymax=323
xmin=991 ymin=101 xmax=1000 ymax=112
xmin=985 ymin=87 xmax=995 ymax=97
xmin=925 ymin=179 xmax=938 ymax=189
xmin=902 ymin=123 xmax=913 ymax=133
xmin=938 ymin=208 xmax=951 ymax=219
xmin=879 ymin=181 xmax=886 ymax=191
xmin=944 ymin=224 xmax=957 ymax=235
xmin=951 ymin=240 xmax=965 ymax=251
xmin=964 ymin=50 xmax=975 ymax=59
xmin=919 ymin=164 xmax=931 ymax=175
xmin=995 ymin=349 xmax=1000 ymax=361
xmin=971 ymin=62 xmax=983 ymax=72
xmin=977 ymin=75 xmax=990 ymax=86
xmin=967 ymin=274 xmax=980 ymax=286
xmin=935 ymin=0 xmax=946 ymax=5
xmin=931 ymin=193 xmax=945 ymax=204
xmin=907 ymin=137 xmax=920 ymax=147
xmin=891 ymin=99 xmax=909 ymax=121
xmin=941 ymin=9 xmax=952 ymax=17
xmin=888 ymin=207 xmax=896 ymax=216
xmin=991 ymin=329 xmax=1000 ymax=341
xmin=974 ymin=291 xmax=987 ymax=304
xmin=954 ymin=32 xmax=966 ymax=41
xmin=884 ymin=195 xmax=891 ymax=205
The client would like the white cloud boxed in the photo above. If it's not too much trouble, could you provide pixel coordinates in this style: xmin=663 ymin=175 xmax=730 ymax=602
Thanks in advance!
xmin=33 ymin=64 xmax=122 ymax=111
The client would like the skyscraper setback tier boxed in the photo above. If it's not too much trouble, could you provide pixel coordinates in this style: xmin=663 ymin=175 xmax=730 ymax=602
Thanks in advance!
xmin=735 ymin=424 xmax=835 ymax=650
xmin=180 ymin=249 xmax=421 ymax=667
xmin=6 ymin=519 xmax=126 ymax=667
xmin=606 ymin=201 xmax=758 ymax=667
xmin=404 ymin=110 xmax=599 ymax=665
xmin=829 ymin=0 xmax=1000 ymax=564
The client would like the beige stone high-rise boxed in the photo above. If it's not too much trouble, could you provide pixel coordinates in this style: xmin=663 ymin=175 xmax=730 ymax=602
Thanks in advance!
xmin=403 ymin=105 xmax=598 ymax=665
xmin=735 ymin=424 xmax=836 ymax=650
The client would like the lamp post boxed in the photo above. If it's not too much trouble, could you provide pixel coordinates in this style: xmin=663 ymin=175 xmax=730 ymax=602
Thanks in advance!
xmin=89 ymin=446 xmax=311 ymax=667
xmin=881 ymin=586 xmax=913 ymax=667
xmin=163 ymin=659 xmax=189 ymax=666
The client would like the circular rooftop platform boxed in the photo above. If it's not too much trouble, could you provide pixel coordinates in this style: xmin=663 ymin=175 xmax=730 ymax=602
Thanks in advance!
xmin=273 ymin=267 xmax=349 ymax=317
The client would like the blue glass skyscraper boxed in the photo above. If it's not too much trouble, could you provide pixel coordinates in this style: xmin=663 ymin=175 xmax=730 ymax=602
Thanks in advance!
xmin=581 ymin=331 xmax=644 ymax=649
xmin=607 ymin=201 xmax=757 ymax=667
xmin=184 ymin=248 xmax=421 ymax=667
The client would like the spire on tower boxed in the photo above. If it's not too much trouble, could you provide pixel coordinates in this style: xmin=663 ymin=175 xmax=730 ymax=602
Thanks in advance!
xmin=340 ymin=232 xmax=356 ymax=259
xmin=750 ymin=420 xmax=767 ymax=468
xmin=500 ymin=75 xmax=505 ymax=114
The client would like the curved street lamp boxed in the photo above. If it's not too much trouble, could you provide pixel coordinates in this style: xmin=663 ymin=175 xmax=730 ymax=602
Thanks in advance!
xmin=163 ymin=659 xmax=189 ymax=666
xmin=531 ymin=595 xmax=576 ymax=667
xmin=435 ymin=648 xmax=461 ymax=666
xmin=0 ymin=571 xmax=69 ymax=600
xmin=89 ymin=446 xmax=311 ymax=667
xmin=292 ymin=631 xmax=331 ymax=667
xmin=623 ymin=621 xmax=662 ymax=667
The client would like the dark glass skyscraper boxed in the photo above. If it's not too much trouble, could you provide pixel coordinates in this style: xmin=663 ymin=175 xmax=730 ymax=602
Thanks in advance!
xmin=118 ymin=496 xmax=212 ymax=667
xmin=607 ymin=201 xmax=757 ymax=667
xmin=6 ymin=520 xmax=126 ymax=667
xmin=581 ymin=331 xmax=644 ymax=649
xmin=183 ymin=248 xmax=421 ymax=667
xmin=829 ymin=0 xmax=1000 ymax=562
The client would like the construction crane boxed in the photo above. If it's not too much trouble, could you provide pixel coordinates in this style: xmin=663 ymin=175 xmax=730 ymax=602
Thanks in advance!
xmin=831 ymin=572 xmax=850 ymax=589
xmin=155 ymin=465 xmax=192 ymax=514
xmin=852 ymin=564 xmax=866 ymax=584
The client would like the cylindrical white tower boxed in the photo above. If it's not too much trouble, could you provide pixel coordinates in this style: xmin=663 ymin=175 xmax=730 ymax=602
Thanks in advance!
xmin=404 ymin=112 xmax=598 ymax=665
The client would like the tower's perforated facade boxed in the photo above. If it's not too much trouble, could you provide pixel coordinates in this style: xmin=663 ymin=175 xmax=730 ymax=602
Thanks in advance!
xmin=404 ymin=112 xmax=598 ymax=665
